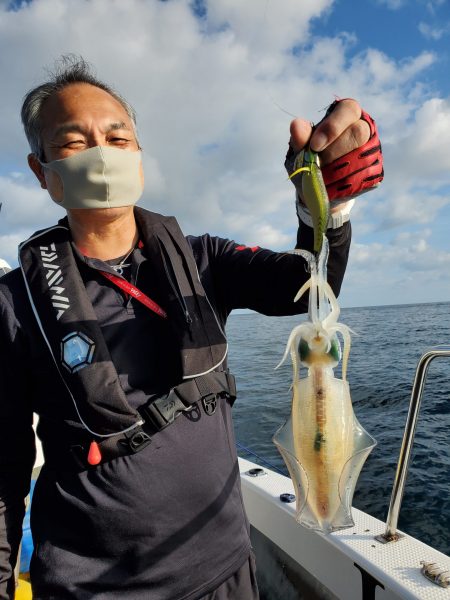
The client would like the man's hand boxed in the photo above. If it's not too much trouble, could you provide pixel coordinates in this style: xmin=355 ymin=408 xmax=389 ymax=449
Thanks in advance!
xmin=289 ymin=99 xmax=369 ymax=165
xmin=287 ymin=98 xmax=383 ymax=210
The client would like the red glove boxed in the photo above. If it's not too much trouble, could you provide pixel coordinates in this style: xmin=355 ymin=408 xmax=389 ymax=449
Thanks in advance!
xmin=321 ymin=100 xmax=384 ymax=201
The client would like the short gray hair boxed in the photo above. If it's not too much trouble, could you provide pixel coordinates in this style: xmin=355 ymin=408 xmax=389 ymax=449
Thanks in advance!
xmin=21 ymin=54 xmax=139 ymax=160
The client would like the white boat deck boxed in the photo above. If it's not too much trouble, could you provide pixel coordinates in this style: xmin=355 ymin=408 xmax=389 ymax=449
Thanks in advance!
xmin=239 ymin=457 xmax=450 ymax=600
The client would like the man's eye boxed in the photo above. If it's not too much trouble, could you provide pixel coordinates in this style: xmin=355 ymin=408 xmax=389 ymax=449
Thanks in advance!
xmin=109 ymin=137 xmax=129 ymax=145
xmin=63 ymin=140 xmax=85 ymax=148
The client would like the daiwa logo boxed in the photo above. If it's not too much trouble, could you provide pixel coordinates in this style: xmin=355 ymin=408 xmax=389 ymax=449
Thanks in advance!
xmin=40 ymin=243 xmax=70 ymax=320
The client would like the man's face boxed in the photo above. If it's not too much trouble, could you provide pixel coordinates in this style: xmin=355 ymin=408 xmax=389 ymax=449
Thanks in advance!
xmin=28 ymin=82 xmax=142 ymax=203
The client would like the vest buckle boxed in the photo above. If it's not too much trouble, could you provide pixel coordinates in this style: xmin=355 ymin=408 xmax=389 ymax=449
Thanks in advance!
xmin=202 ymin=394 xmax=217 ymax=416
xmin=124 ymin=428 xmax=152 ymax=453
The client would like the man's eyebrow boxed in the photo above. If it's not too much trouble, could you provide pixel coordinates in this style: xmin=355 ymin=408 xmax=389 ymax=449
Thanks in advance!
xmin=51 ymin=121 xmax=132 ymax=137
xmin=51 ymin=123 xmax=86 ymax=138
xmin=106 ymin=121 xmax=132 ymax=133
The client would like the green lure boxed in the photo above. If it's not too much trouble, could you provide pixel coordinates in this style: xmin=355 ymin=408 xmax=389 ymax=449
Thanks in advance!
xmin=289 ymin=147 xmax=330 ymax=254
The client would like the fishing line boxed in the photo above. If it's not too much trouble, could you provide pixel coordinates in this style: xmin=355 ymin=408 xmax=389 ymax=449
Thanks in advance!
xmin=250 ymin=0 xmax=299 ymax=120
xmin=236 ymin=441 xmax=286 ymax=476
xmin=252 ymin=2 xmax=336 ymax=124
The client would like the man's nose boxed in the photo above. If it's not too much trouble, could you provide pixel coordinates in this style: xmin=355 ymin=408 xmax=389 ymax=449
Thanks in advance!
xmin=87 ymin=133 xmax=106 ymax=148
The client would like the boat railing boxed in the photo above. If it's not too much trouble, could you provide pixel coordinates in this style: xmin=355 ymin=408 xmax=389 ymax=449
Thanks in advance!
xmin=376 ymin=344 xmax=450 ymax=543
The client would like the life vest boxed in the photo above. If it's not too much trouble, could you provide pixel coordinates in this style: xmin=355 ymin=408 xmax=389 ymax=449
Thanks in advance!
xmin=19 ymin=208 xmax=234 ymax=468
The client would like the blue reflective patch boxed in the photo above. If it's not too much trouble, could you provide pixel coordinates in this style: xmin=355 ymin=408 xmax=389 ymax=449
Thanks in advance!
xmin=61 ymin=332 xmax=95 ymax=373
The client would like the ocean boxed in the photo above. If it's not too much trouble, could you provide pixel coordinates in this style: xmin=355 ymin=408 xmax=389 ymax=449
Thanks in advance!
xmin=226 ymin=303 xmax=450 ymax=557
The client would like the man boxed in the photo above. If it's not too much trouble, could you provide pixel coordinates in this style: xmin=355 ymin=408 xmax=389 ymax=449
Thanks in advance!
xmin=0 ymin=57 xmax=383 ymax=599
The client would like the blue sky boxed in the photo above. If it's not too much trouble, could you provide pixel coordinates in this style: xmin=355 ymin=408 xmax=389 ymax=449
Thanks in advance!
xmin=320 ymin=0 xmax=449 ymax=96
xmin=0 ymin=0 xmax=449 ymax=307
xmin=311 ymin=0 xmax=450 ymax=116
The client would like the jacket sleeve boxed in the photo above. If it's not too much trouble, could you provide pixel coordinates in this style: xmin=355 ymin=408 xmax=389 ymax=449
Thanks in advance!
xmin=0 ymin=287 xmax=35 ymax=600
xmin=193 ymin=222 xmax=351 ymax=317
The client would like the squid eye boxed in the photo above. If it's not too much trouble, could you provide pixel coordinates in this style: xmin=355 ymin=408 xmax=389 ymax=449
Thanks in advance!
xmin=298 ymin=338 xmax=310 ymax=362
xmin=328 ymin=338 xmax=341 ymax=362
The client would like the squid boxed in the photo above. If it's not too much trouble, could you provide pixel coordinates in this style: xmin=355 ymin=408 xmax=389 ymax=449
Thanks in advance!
xmin=274 ymin=148 xmax=376 ymax=534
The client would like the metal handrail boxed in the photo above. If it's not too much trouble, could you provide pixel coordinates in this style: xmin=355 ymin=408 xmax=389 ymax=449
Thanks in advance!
xmin=376 ymin=344 xmax=450 ymax=543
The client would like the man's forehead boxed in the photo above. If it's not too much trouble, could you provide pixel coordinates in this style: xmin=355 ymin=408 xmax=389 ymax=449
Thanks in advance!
xmin=40 ymin=83 xmax=132 ymax=131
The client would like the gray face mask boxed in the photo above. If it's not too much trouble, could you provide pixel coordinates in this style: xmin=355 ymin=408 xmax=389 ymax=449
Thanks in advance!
xmin=40 ymin=146 xmax=144 ymax=209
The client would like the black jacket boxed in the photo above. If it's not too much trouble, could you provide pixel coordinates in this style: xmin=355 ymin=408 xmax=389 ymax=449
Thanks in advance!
xmin=0 ymin=209 xmax=351 ymax=599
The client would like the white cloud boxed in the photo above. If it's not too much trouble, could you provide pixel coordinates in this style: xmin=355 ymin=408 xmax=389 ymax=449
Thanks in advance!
xmin=205 ymin=0 xmax=333 ymax=55
xmin=0 ymin=233 xmax=25 ymax=267
xmin=374 ymin=190 xmax=450 ymax=229
xmin=348 ymin=97 xmax=450 ymax=235
xmin=340 ymin=230 xmax=450 ymax=306
xmin=348 ymin=49 xmax=435 ymax=91
xmin=418 ymin=21 xmax=448 ymax=40
xmin=351 ymin=230 xmax=450 ymax=272
xmin=0 ymin=0 xmax=449 ymax=306
xmin=0 ymin=173 xmax=63 ymax=264
xmin=0 ymin=174 xmax=61 ymax=229
xmin=390 ymin=106 xmax=450 ymax=176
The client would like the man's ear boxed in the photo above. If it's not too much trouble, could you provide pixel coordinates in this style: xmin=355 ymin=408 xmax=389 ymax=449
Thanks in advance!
xmin=28 ymin=153 xmax=47 ymax=189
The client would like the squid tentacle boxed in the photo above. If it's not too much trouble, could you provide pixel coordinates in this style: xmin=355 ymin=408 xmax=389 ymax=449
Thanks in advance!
xmin=322 ymin=281 xmax=340 ymax=330
xmin=294 ymin=278 xmax=311 ymax=304
xmin=328 ymin=323 xmax=352 ymax=381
